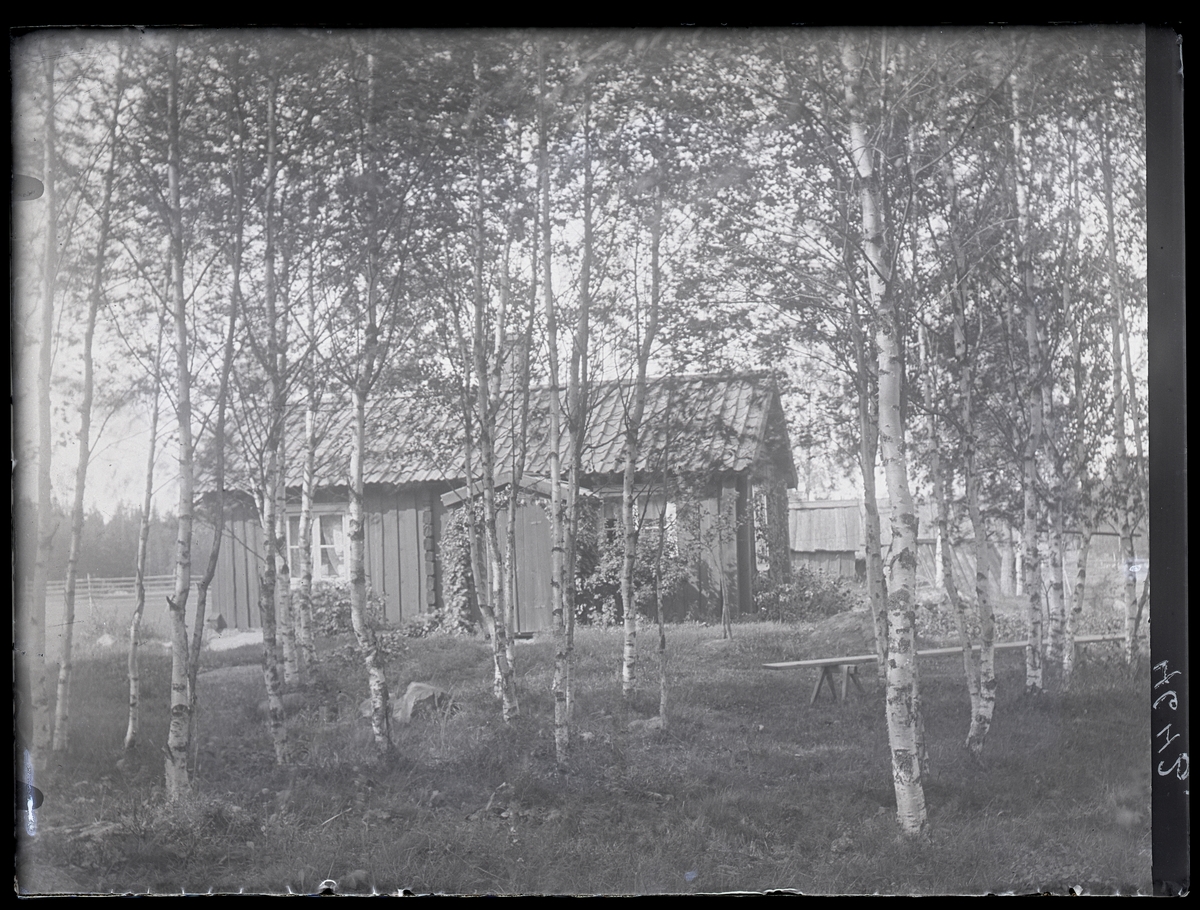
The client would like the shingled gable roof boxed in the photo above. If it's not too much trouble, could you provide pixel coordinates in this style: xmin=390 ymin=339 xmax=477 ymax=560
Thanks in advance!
xmin=275 ymin=372 xmax=797 ymax=493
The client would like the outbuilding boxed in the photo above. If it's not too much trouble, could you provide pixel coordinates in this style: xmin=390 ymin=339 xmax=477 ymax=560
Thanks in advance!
xmin=205 ymin=372 xmax=797 ymax=633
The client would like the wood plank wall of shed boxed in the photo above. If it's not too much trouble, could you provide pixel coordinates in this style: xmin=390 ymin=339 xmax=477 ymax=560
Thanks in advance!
xmin=399 ymin=491 xmax=423 ymax=621
xmin=211 ymin=515 xmax=262 ymax=630
xmin=381 ymin=494 xmax=400 ymax=624
xmin=675 ymin=480 xmax=744 ymax=622
xmin=736 ymin=475 xmax=755 ymax=617
xmin=508 ymin=501 xmax=554 ymax=633
xmin=364 ymin=488 xmax=435 ymax=625
xmin=212 ymin=493 xmax=444 ymax=632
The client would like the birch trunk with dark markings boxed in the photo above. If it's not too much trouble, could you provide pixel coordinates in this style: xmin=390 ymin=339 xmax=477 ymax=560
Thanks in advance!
xmin=842 ymin=34 xmax=926 ymax=835
xmin=164 ymin=37 xmax=197 ymax=799
xmin=1010 ymin=71 xmax=1044 ymax=696
xmin=28 ymin=51 xmax=60 ymax=762
xmin=537 ymin=40 xmax=571 ymax=759
xmin=126 ymin=319 xmax=165 ymax=752
xmin=1099 ymin=119 xmax=1143 ymax=670
xmin=621 ymin=116 xmax=665 ymax=693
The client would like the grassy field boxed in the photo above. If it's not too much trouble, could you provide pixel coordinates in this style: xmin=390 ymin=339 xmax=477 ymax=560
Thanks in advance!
xmin=18 ymin=611 xmax=1151 ymax=896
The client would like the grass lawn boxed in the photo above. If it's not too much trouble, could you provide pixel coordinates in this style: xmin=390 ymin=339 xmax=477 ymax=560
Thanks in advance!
xmin=17 ymin=614 xmax=1151 ymax=895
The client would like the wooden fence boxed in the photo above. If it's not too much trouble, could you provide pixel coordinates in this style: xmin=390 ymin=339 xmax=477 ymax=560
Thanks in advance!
xmin=46 ymin=574 xmax=177 ymax=603
xmin=43 ymin=575 xmax=179 ymax=661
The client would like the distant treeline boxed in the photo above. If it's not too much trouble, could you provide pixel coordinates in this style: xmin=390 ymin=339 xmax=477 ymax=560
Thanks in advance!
xmin=13 ymin=500 xmax=200 ymax=581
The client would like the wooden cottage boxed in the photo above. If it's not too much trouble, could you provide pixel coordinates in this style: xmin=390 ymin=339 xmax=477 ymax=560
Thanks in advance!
xmin=206 ymin=373 xmax=798 ymax=632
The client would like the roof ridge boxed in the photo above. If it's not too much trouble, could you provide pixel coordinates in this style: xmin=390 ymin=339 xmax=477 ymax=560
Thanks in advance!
xmin=309 ymin=371 xmax=781 ymax=405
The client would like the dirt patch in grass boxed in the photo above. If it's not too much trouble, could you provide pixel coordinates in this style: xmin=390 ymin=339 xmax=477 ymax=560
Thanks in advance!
xmin=21 ymin=620 xmax=1150 ymax=895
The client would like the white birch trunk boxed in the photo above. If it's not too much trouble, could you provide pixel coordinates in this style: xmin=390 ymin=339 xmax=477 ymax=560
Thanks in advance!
xmin=536 ymin=42 xmax=570 ymax=759
xmin=126 ymin=322 xmax=164 ymax=751
xmin=296 ymin=382 xmax=320 ymax=671
xmin=256 ymin=72 xmax=291 ymax=764
xmin=960 ymin=318 xmax=996 ymax=756
xmin=163 ymin=41 xmax=196 ymax=800
xmin=468 ymin=97 xmax=519 ymax=724
xmin=295 ymin=261 xmax=321 ymax=671
xmin=28 ymin=52 xmax=59 ymax=762
xmin=1046 ymin=498 xmax=1067 ymax=671
xmin=621 ymin=118 xmax=665 ymax=692
xmin=276 ymin=434 xmax=301 ymax=687
xmin=258 ymin=443 xmax=290 ymax=764
xmin=350 ymin=388 xmax=391 ymax=752
xmin=563 ymin=82 xmax=594 ymax=741
xmin=1062 ymin=528 xmax=1092 ymax=690
xmin=1011 ymin=74 xmax=1045 ymax=696
xmin=848 ymin=293 xmax=887 ymax=677
xmin=842 ymin=35 xmax=926 ymax=835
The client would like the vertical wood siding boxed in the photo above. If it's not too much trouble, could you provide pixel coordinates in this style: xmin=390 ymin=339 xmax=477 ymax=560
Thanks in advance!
xmin=736 ymin=475 xmax=755 ymax=616
xmin=381 ymin=492 xmax=402 ymax=622
xmin=396 ymin=491 xmax=421 ymax=620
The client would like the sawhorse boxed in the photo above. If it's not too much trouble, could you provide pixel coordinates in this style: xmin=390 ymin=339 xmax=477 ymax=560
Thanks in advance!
xmin=810 ymin=662 xmax=866 ymax=704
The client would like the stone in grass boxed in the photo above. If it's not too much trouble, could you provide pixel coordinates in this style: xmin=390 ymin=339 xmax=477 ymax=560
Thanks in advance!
xmin=397 ymin=682 xmax=454 ymax=723
xmin=627 ymin=715 xmax=664 ymax=733
xmin=358 ymin=682 xmax=453 ymax=724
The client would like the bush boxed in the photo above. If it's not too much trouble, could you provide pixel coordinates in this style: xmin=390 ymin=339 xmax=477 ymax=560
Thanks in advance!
xmin=306 ymin=579 xmax=386 ymax=636
xmin=399 ymin=605 xmax=474 ymax=639
xmin=574 ymin=518 xmax=690 ymax=626
xmin=756 ymin=566 xmax=861 ymax=622
xmin=437 ymin=503 xmax=481 ymax=633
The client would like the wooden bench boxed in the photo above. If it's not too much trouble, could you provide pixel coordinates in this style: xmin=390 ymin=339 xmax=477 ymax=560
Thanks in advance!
xmin=761 ymin=654 xmax=877 ymax=704
xmin=763 ymin=634 xmax=1125 ymax=704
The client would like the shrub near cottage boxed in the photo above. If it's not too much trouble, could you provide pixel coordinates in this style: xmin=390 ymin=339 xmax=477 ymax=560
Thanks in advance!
xmin=307 ymin=580 xmax=386 ymax=636
xmin=400 ymin=605 xmax=475 ymax=639
xmin=757 ymin=566 xmax=861 ymax=623
xmin=574 ymin=521 xmax=690 ymax=625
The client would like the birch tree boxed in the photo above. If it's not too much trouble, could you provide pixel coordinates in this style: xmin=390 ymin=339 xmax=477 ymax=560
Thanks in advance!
xmin=1097 ymin=112 xmax=1147 ymax=670
xmin=52 ymin=54 xmax=126 ymax=752
xmin=1006 ymin=62 xmax=1048 ymax=697
xmin=160 ymin=35 xmax=197 ymax=799
xmin=22 ymin=45 xmax=61 ymax=763
xmin=537 ymin=38 xmax=572 ymax=747
xmin=320 ymin=34 xmax=446 ymax=751
xmin=125 ymin=318 xmax=165 ymax=751
xmin=841 ymin=32 xmax=926 ymax=836
xmin=619 ymin=114 xmax=666 ymax=690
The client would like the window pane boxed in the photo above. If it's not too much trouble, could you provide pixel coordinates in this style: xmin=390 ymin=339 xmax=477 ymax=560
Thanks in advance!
xmin=288 ymin=515 xmax=302 ymax=572
xmin=319 ymin=514 xmax=345 ymax=577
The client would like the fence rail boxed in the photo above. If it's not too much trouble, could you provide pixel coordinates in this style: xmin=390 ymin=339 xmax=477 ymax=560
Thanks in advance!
xmin=46 ymin=574 xmax=177 ymax=600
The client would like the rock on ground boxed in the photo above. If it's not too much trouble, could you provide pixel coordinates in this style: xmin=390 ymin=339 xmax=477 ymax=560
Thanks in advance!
xmin=358 ymin=682 xmax=453 ymax=724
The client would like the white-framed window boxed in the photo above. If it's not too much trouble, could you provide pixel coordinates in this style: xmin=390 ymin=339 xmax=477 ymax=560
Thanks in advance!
xmin=286 ymin=511 xmax=349 ymax=580
xmin=602 ymin=495 xmax=675 ymax=543
xmin=287 ymin=515 xmax=303 ymax=573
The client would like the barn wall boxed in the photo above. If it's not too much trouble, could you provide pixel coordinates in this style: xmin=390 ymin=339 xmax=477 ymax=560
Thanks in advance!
xmin=363 ymin=487 xmax=441 ymax=625
xmin=681 ymin=478 xmax=744 ymax=621
xmin=500 ymin=500 xmax=554 ymax=633
xmin=791 ymin=550 xmax=857 ymax=578
xmin=214 ymin=487 xmax=446 ymax=631
xmin=217 ymin=513 xmax=263 ymax=630
xmin=735 ymin=475 xmax=754 ymax=617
